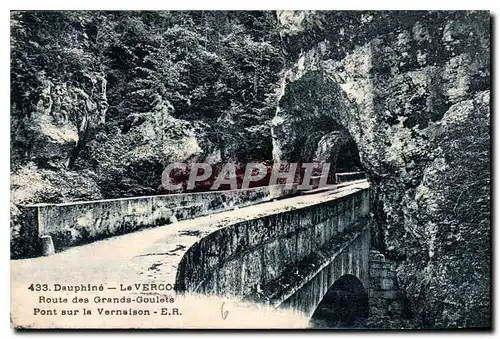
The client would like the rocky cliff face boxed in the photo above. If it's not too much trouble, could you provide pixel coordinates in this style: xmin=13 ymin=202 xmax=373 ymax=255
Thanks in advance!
xmin=11 ymin=11 xmax=280 ymax=204
xmin=11 ymin=71 xmax=109 ymax=204
xmin=272 ymin=11 xmax=490 ymax=327
xmin=12 ymin=71 xmax=108 ymax=168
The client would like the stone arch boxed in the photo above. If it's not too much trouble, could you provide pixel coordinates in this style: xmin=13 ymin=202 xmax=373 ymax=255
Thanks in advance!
xmin=271 ymin=69 xmax=364 ymax=183
xmin=309 ymin=274 xmax=369 ymax=328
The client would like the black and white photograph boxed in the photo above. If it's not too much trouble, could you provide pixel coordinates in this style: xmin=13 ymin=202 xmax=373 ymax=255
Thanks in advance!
xmin=8 ymin=9 xmax=491 ymax=330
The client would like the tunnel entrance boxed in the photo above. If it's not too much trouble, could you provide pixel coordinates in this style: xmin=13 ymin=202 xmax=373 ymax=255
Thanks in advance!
xmin=271 ymin=70 xmax=365 ymax=186
xmin=336 ymin=138 xmax=363 ymax=173
xmin=309 ymin=274 xmax=369 ymax=329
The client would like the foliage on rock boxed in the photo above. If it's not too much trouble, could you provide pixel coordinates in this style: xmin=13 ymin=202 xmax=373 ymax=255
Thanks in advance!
xmin=11 ymin=11 xmax=284 ymax=202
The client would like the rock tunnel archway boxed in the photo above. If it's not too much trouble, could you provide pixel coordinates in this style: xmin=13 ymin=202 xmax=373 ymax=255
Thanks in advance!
xmin=271 ymin=69 xmax=364 ymax=183
xmin=309 ymin=274 xmax=369 ymax=329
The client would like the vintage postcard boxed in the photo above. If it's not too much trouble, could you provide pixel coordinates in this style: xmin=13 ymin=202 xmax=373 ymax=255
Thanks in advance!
xmin=10 ymin=10 xmax=490 ymax=329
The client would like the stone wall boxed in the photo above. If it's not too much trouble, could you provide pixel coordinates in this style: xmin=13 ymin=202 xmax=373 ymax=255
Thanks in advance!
xmin=369 ymin=250 xmax=409 ymax=317
xmin=13 ymin=184 xmax=297 ymax=258
xmin=175 ymin=187 xmax=371 ymax=316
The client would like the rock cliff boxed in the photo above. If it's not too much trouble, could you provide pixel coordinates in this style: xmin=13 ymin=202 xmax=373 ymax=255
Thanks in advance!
xmin=271 ymin=10 xmax=490 ymax=327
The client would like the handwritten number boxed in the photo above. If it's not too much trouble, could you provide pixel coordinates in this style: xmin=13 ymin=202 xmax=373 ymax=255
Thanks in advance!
xmin=220 ymin=301 xmax=229 ymax=320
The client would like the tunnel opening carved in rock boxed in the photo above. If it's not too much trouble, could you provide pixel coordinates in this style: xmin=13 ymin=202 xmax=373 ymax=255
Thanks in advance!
xmin=271 ymin=70 xmax=364 ymax=185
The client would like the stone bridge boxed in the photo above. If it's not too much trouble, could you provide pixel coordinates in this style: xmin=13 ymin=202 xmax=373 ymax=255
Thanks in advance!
xmin=12 ymin=180 xmax=399 ymax=327
xmin=175 ymin=181 xmax=371 ymax=323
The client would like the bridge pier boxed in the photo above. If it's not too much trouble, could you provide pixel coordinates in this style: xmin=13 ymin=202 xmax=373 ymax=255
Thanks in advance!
xmin=368 ymin=250 xmax=408 ymax=317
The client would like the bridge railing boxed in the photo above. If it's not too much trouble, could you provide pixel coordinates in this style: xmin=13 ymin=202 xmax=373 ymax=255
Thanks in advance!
xmin=13 ymin=184 xmax=298 ymax=258
xmin=334 ymin=171 xmax=366 ymax=184
xmin=307 ymin=171 xmax=367 ymax=190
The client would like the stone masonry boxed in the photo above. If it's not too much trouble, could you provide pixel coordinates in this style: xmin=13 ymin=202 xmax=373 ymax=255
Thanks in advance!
xmin=369 ymin=249 xmax=408 ymax=317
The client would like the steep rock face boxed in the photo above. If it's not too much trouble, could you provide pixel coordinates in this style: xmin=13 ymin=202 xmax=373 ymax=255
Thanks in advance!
xmin=270 ymin=43 xmax=359 ymax=171
xmin=12 ymin=73 xmax=108 ymax=169
xmin=83 ymin=106 xmax=212 ymax=198
xmin=11 ymin=78 xmax=212 ymax=202
xmin=272 ymin=13 xmax=490 ymax=327
xmin=313 ymin=130 xmax=350 ymax=164
xmin=11 ymin=72 xmax=108 ymax=204
xmin=398 ymin=91 xmax=490 ymax=328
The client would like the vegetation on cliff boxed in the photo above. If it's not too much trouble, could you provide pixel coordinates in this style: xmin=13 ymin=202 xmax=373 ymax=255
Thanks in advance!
xmin=11 ymin=11 xmax=284 ymax=202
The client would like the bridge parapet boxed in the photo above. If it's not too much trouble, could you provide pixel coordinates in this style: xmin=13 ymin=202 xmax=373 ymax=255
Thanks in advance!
xmin=13 ymin=184 xmax=297 ymax=258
